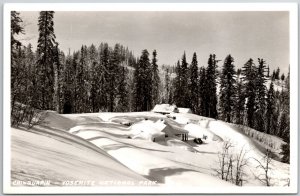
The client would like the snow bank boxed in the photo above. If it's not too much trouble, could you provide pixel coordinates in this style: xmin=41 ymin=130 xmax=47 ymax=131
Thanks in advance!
xmin=129 ymin=120 xmax=166 ymax=141
xmin=42 ymin=111 xmax=76 ymax=131
xmin=11 ymin=128 xmax=147 ymax=185
xmin=15 ymin=110 xmax=289 ymax=188
xmin=184 ymin=123 xmax=222 ymax=142
xmin=165 ymin=138 xmax=196 ymax=152
xmin=62 ymin=113 xmax=103 ymax=125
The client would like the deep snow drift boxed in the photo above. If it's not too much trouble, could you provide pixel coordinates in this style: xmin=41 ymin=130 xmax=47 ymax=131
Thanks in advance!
xmin=11 ymin=110 xmax=289 ymax=187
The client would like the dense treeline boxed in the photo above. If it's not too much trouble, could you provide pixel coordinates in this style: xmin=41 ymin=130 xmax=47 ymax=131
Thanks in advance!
xmin=11 ymin=11 xmax=290 ymax=163
xmin=167 ymin=52 xmax=290 ymax=163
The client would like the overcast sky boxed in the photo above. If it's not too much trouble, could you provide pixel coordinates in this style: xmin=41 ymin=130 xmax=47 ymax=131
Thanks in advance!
xmin=18 ymin=11 xmax=289 ymax=73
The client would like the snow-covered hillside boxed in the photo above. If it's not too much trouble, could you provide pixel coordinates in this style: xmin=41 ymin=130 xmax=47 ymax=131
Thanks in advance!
xmin=11 ymin=110 xmax=289 ymax=187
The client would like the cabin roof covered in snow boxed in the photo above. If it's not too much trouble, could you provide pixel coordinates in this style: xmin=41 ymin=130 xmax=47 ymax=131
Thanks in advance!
xmin=177 ymin=107 xmax=192 ymax=114
xmin=152 ymin=104 xmax=192 ymax=114
xmin=152 ymin=104 xmax=178 ymax=114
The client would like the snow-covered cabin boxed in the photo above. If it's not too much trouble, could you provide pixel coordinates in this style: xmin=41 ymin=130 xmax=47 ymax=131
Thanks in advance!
xmin=152 ymin=104 xmax=179 ymax=114
xmin=129 ymin=119 xmax=189 ymax=142
xmin=162 ymin=119 xmax=189 ymax=141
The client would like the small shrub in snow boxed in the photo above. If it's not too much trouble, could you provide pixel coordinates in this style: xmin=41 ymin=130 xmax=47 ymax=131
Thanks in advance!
xmin=215 ymin=140 xmax=249 ymax=186
xmin=11 ymin=103 xmax=47 ymax=129
xmin=252 ymin=149 xmax=273 ymax=186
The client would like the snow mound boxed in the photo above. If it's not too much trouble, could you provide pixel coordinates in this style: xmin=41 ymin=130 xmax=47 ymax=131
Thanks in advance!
xmin=11 ymin=128 xmax=147 ymax=185
xmin=165 ymin=138 xmax=196 ymax=152
xmin=99 ymin=112 xmax=164 ymax=122
xmin=42 ymin=111 xmax=76 ymax=131
xmin=62 ymin=113 xmax=103 ymax=125
xmin=129 ymin=120 xmax=166 ymax=141
xmin=184 ymin=123 xmax=223 ymax=142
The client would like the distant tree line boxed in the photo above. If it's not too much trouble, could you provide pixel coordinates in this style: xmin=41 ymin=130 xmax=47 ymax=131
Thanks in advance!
xmin=166 ymin=51 xmax=290 ymax=163
xmin=11 ymin=11 xmax=290 ymax=163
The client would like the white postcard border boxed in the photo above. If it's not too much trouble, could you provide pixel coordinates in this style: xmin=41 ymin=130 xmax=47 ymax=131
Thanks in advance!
xmin=3 ymin=3 xmax=298 ymax=194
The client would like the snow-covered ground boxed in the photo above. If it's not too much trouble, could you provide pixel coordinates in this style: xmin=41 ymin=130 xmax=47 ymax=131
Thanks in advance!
xmin=11 ymin=110 xmax=289 ymax=187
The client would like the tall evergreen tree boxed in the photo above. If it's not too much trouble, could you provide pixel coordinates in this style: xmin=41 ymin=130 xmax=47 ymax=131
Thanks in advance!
xmin=88 ymin=44 xmax=99 ymax=112
xmin=205 ymin=54 xmax=218 ymax=119
xmin=275 ymin=67 xmax=280 ymax=80
xmin=242 ymin=58 xmax=257 ymax=128
xmin=74 ymin=46 xmax=87 ymax=113
xmin=79 ymin=45 xmax=90 ymax=113
xmin=163 ymin=68 xmax=170 ymax=104
xmin=11 ymin=11 xmax=24 ymax=71
xmin=254 ymin=58 xmax=267 ymax=132
xmin=63 ymin=55 xmax=73 ymax=113
xmin=234 ymin=73 xmax=245 ymax=125
xmin=173 ymin=60 xmax=182 ymax=107
xmin=151 ymin=50 xmax=160 ymax=106
xmin=116 ymin=66 xmax=129 ymax=112
xmin=133 ymin=49 xmax=152 ymax=111
xmin=181 ymin=52 xmax=189 ymax=108
xmin=71 ymin=52 xmax=80 ymax=113
xmin=280 ymin=68 xmax=290 ymax=163
xmin=219 ymin=54 xmax=236 ymax=123
xmin=107 ymin=44 xmax=121 ymax=112
xmin=189 ymin=52 xmax=199 ymax=114
xmin=35 ymin=11 xmax=57 ymax=110
xmin=265 ymin=82 xmax=276 ymax=134
xmin=98 ymin=43 xmax=110 ymax=111
xmin=11 ymin=11 xmax=24 ymax=120
xmin=53 ymin=44 xmax=65 ymax=113
xmin=198 ymin=66 xmax=207 ymax=116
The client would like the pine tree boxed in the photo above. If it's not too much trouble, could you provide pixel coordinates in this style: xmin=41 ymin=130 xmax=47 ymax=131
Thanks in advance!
xmin=271 ymin=70 xmax=276 ymax=81
xmin=72 ymin=52 xmax=80 ymax=113
xmin=266 ymin=65 xmax=270 ymax=78
xmin=116 ymin=66 xmax=129 ymax=112
xmin=254 ymin=58 xmax=267 ymax=132
xmin=133 ymin=49 xmax=152 ymax=111
xmin=198 ymin=66 xmax=207 ymax=116
xmin=265 ymin=82 xmax=276 ymax=134
xmin=107 ymin=44 xmax=121 ymax=112
xmin=163 ymin=68 xmax=170 ymax=104
xmin=98 ymin=43 xmax=110 ymax=111
xmin=281 ymin=73 xmax=285 ymax=81
xmin=189 ymin=52 xmax=199 ymax=114
xmin=219 ymin=54 xmax=236 ymax=123
xmin=88 ymin=44 xmax=99 ymax=112
xmin=74 ymin=46 xmax=87 ymax=113
xmin=53 ymin=44 xmax=65 ymax=113
xmin=205 ymin=54 xmax=218 ymax=119
xmin=275 ymin=67 xmax=280 ymax=80
xmin=11 ymin=11 xmax=24 ymax=69
xmin=234 ymin=73 xmax=245 ymax=125
xmin=173 ymin=60 xmax=182 ymax=107
xmin=280 ymin=68 xmax=290 ymax=163
xmin=63 ymin=55 xmax=73 ymax=113
xmin=151 ymin=50 xmax=160 ymax=106
xmin=35 ymin=11 xmax=57 ymax=110
xmin=79 ymin=45 xmax=90 ymax=113
xmin=11 ymin=11 xmax=24 ymax=120
xmin=242 ymin=58 xmax=256 ymax=128
xmin=181 ymin=52 xmax=189 ymax=108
